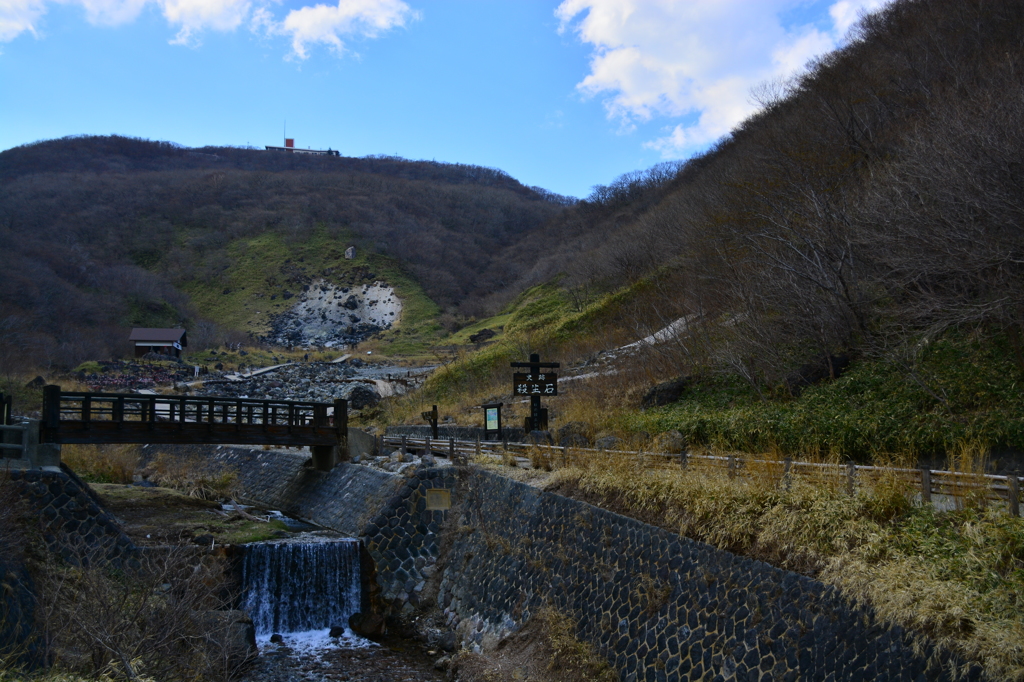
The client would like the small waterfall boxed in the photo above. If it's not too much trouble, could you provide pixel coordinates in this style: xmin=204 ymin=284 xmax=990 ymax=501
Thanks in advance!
xmin=241 ymin=538 xmax=361 ymax=635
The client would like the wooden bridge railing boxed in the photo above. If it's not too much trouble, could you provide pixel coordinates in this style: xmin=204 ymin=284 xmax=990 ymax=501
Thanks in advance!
xmin=40 ymin=386 xmax=347 ymax=451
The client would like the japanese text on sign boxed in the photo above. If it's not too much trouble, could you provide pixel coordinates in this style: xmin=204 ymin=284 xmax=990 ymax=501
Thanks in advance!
xmin=513 ymin=373 xmax=557 ymax=396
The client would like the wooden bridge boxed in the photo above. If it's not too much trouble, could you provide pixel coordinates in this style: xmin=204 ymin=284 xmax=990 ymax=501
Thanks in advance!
xmin=39 ymin=386 xmax=348 ymax=470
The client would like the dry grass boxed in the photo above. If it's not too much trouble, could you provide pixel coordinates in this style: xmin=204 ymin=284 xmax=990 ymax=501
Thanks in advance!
xmin=139 ymin=451 xmax=240 ymax=501
xmin=448 ymin=606 xmax=616 ymax=682
xmin=61 ymin=444 xmax=141 ymax=485
xmin=542 ymin=448 xmax=1024 ymax=681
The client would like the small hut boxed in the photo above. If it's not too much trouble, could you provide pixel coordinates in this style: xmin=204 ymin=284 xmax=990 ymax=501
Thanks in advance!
xmin=129 ymin=328 xmax=187 ymax=359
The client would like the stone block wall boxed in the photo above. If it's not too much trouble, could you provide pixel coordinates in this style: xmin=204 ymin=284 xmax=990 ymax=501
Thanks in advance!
xmin=386 ymin=425 xmax=526 ymax=442
xmin=2 ymin=467 xmax=137 ymax=665
xmin=210 ymin=447 xmax=405 ymax=538
xmin=363 ymin=468 xmax=977 ymax=682
xmin=361 ymin=467 xmax=457 ymax=620
xmin=9 ymin=467 xmax=136 ymax=563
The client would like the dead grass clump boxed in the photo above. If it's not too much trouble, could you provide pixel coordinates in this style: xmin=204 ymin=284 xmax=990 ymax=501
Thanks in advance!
xmin=947 ymin=439 xmax=993 ymax=512
xmin=62 ymin=444 xmax=141 ymax=484
xmin=140 ymin=452 xmax=239 ymax=501
xmin=538 ymin=607 xmax=617 ymax=682
xmin=37 ymin=544 xmax=251 ymax=681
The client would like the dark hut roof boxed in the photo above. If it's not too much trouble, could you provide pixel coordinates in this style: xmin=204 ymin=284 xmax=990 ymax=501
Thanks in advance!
xmin=128 ymin=328 xmax=187 ymax=343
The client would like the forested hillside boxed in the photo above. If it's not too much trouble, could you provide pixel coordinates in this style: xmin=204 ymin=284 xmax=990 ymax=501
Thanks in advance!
xmin=403 ymin=0 xmax=1024 ymax=463
xmin=506 ymin=0 xmax=1024 ymax=388
xmin=0 ymin=137 xmax=568 ymax=369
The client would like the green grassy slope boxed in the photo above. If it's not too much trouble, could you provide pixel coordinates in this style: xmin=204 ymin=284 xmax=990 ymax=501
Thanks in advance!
xmin=182 ymin=228 xmax=443 ymax=349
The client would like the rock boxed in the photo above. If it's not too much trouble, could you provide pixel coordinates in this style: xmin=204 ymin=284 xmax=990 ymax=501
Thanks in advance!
xmin=421 ymin=454 xmax=436 ymax=467
xmin=346 ymin=384 xmax=380 ymax=410
xmin=207 ymin=610 xmax=257 ymax=671
xmin=654 ymin=429 xmax=686 ymax=454
xmin=468 ymin=328 xmax=496 ymax=344
xmin=595 ymin=436 xmax=622 ymax=450
xmin=270 ymin=633 xmax=283 ymax=643
xmin=438 ymin=632 xmax=458 ymax=652
xmin=192 ymin=534 xmax=215 ymax=546
xmin=557 ymin=422 xmax=591 ymax=448
xmin=641 ymin=377 xmax=690 ymax=408
xmin=527 ymin=430 xmax=553 ymax=445
xmin=25 ymin=375 xmax=45 ymax=389
xmin=329 ymin=625 xmax=346 ymax=638
xmin=349 ymin=612 xmax=385 ymax=640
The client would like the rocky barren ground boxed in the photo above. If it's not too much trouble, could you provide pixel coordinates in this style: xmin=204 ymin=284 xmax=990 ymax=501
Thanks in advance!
xmin=263 ymin=280 xmax=402 ymax=349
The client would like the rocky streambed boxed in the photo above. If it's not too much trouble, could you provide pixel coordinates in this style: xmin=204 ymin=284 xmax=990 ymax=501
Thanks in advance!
xmin=192 ymin=360 xmax=435 ymax=410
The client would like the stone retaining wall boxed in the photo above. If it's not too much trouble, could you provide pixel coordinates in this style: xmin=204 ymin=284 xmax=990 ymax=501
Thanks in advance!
xmin=221 ymin=453 xmax=979 ymax=681
xmin=212 ymin=447 xmax=405 ymax=539
xmin=10 ymin=467 xmax=136 ymax=563
xmin=2 ymin=467 xmax=138 ymax=665
xmin=386 ymin=425 xmax=526 ymax=442
xmin=363 ymin=468 xmax=977 ymax=682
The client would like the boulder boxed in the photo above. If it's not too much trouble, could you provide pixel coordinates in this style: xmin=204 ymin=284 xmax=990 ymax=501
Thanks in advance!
xmin=468 ymin=328 xmax=496 ymax=344
xmin=349 ymin=611 xmax=386 ymax=640
xmin=557 ymin=422 xmax=591 ymax=448
xmin=527 ymin=430 xmax=553 ymax=445
xmin=641 ymin=377 xmax=690 ymax=408
xmin=346 ymin=384 xmax=380 ymax=410
xmin=25 ymin=376 xmax=45 ymax=389
xmin=205 ymin=610 xmax=257 ymax=671
xmin=654 ymin=430 xmax=686 ymax=454
xmin=595 ymin=436 xmax=623 ymax=451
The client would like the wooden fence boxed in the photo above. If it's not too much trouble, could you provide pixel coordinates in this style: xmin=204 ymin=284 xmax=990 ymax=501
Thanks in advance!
xmin=383 ymin=435 xmax=1021 ymax=517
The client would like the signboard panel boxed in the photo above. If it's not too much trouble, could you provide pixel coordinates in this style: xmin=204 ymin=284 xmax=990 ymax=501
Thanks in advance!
xmin=485 ymin=407 xmax=499 ymax=431
xmin=425 ymin=488 xmax=451 ymax=510
xmin=513 ymin=372 xmax=557 ymax=396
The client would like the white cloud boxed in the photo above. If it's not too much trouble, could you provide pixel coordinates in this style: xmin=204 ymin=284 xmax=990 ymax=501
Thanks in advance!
xmin=279 ymin=0 xmax=417 ymax=60
xmin=161 ymin=0 xmax=251 ymax=45
xmin=0 ymin=0 xmax=414 ymax=55
xmin=556 ymin=0 xmax=893 ymax=158
xmin=68 ymin=0 xmax=148 ymax=26
xmin=0 ymin=0 xmax=46 ymax=42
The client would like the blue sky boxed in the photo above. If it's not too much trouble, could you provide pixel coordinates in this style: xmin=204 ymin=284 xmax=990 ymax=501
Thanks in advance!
xmin=0 ymin=0 xmax=887 ymax=198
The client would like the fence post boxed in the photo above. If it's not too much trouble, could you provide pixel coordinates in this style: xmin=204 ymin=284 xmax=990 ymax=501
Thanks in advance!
xmin=426 ymin=436 xmax=431 ymax=457
xmin=449 ymin=437 xmax=455 ymax=461
xmin=475 ymin=436 xmax=481 ymax=459
xmin=728 ymin=455 xmax=737 ymax=479
xmin=43 ymin=385 xmax=61 ymax=431
xmin=1009 ymin=474 xmax=1020 ymax=517
xmin=783 ymin=459 xmax=792 ymax=491
xmin=921 ymin=467 xmax=932 ymax=506
xmin=846 ymin=462 xmax=856 ymax=496
xmin=679 ymin=450 xmax=688 ymax=470
xmin=401 ymin=435 xmax=407 ymax=457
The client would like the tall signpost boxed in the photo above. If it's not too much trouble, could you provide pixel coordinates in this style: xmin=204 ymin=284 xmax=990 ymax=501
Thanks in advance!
xmin=511 ymin=353 xmax=559 ymax=432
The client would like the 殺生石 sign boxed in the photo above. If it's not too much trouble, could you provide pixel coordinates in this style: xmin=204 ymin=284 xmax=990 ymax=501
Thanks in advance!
xmin=513 ymin=373 xmax=557 ymax=396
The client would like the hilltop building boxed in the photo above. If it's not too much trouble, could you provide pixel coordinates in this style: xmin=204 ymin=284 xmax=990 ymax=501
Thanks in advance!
xmin=265 ymin=138 xmax=340 ymax=157
xmin=129 ymin=328 xmax=187 ymax=359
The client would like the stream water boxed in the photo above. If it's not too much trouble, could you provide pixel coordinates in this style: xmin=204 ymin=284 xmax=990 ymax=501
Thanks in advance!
xmin=239 ymin=535 xmax=444 ymax=682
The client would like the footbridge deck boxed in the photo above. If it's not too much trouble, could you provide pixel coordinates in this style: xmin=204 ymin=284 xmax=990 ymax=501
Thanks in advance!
xmin=36 ymin=386 xmax=348 ymax=470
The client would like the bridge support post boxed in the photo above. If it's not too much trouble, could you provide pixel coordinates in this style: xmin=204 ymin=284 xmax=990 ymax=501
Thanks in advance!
xmin=311 ymin=445 xmax=338 ymax=472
